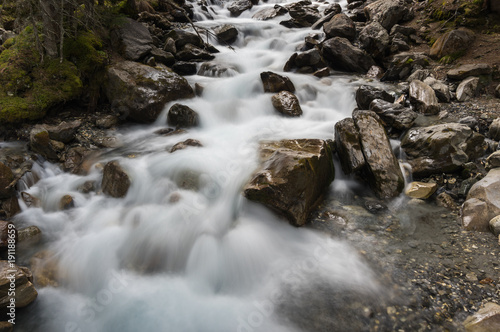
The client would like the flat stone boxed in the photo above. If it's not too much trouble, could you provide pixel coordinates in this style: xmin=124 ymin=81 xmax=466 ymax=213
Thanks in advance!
xmin=405 ymin=181 xmax=437 ymax=199
xmin=447 ymin=63 xmax=492 ymax=81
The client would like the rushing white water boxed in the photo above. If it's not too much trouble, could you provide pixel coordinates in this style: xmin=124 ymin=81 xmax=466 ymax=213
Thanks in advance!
xmin=16 ymin=1 xmax=383 ymax=331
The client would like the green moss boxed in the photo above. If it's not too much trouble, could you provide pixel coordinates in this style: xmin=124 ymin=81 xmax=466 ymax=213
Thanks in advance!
xmin=405 ymin=58 xmax=414 ymax=65
xmin=64 ymin=31 xmax=107 ymax=76
xmin=439 ymin=49 xmax=466 ymax=64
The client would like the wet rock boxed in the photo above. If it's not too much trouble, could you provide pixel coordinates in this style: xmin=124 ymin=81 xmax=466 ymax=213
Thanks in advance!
xmin=228 ymin=0 xmax=253 ymax=17
xmin=456 ymin=77 xmax=479 ymax=102
xmin=63 ymin=146 xmax=95 ymax=175
xmin=213 ymin=24 xmax=238 ymax=44
xmin=198 ymin=62 xmax=238 ymax=77
xmin=0 ymin=261 xmax=37 ymax=308
xmin=44 ymin=120 xmax=81 ymax=143
xmin=110 ymin=18 xmax=153 ymax=61
xmin=150 ymin=47 xmax=175 ymax=66
xmin=489 ymin=215 xmax=500 ymax=236
xmin=369 ymin=99 xmax=417 ymax=130
xmin=176 ymin=43 xmax=215 ymax=62
xmin=423 ymin=77 xmax=451 ymax=103
xmin=313 ymin=67 xmax=330 ymax=78
xmin=271 ymin=91 xmax=303 ymax=117
xmin=429 ymin=28 xmax=474 ymax=60
xmin=252 ymin=5 xmax=287 ymax=20
xmin=489 ymin=118 xmax=500 ymax=141
xmin=172 ymin=61 xmax=198 ymax=76
xmin=102 ymin=161 xmax=131 ymax=198
xmin=324 ymin=3 xmax=342 ymax=16
xmin=310 ymin=12 xmax=335 ymax=30
xmin=0 ymin=220 xmax=16 ymax=250
xmin=284 ymin=49 xmax=327 ymax=73
xmin=287 ymin=1 xmax=321 ymax=27
xmin=463 ymin=302 xmax=500 ymax=331
xmin=366 ymin=66 xmax=385 ymax=79
xmin=364 ymin=0 xmax=408 ymax=30
xmin=167 ymin=104 xmax=199 ymax=128
xmin=1 ymin=197 xmax=20 ymax=218
xmin=170 ymin=139 xmax=203 ymax=153
xmin=334 ymin=118 xmax=366 ymax=175
xmin=30 ymin=250 xmax=60 ymax=287
xmin=21 ymin=192 xmax=40 ymax=208
xmin=447 ymin=63 xmax=492 ymax=81
xmin=78 ymin=181 xmax=95 ymax=193
xmin=355 ymin=85 xmax=394 ymax=110
xmin=321 ymin=37 xmax=375 ymax=73
xmin=0 ymin=162 xmax=14 ymax=199
xmin=260 ymin=71 xmax=295 ymax=93
xmin=402 ymin=123 xmax=486 ymax=177
xmin=486 ymin=151 xmax=500 ymax=169
xmin=17 ymin=226 xmax=42 ymax=244
xmin=165 ymin=29 xmax=203 ymax=50
xmin=381 ymin=52 xmax=431 ymax=82
xmin=323 ymin=14 xmax=356 ymax=41
xmin=104 ymin=61 xmax=194 ymax=123
xmin=244 ymin=139 xmax=335 ymax=226
xmin=409 ymin=80 xmax=440 ymax=115
xmin=96 ymin=115 xmax=119 ymax=129
xmin=29 ymin=127 xmax=63 ymax=161
xmin=59 ymin=195 xmax=74 ymax=210
xmin=405 ymin=181 xmax=437 ymax=199
xmin=359 ymin=21 xmax=390 ymax=60
xmin=407 ymin=69 xmax=431 ymax=82
xmin=353 ymin=110 xmax=404 ymax=198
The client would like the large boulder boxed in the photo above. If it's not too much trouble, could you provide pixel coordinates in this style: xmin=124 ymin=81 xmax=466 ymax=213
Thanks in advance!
xmin=321 ymin=37 xmax=375 ymax=73
xmin=462 ymin=169 xmax=500 ymax=232
xmin=0 ymin=162 xmax=14 ymax=199
xmin=104 ymin=61 xmax=194 ymax=123
xmin=409 ymin=80 xmax=440 ymax=115
xmin=167 ymin=104 xmax=199 ymax=128
xmin=213 ymin=24 xmax=239 ymax=44
xmin=271 ymin=91 xmax=303 ymax=117
xmin=260 ymin=72 xmax=295 ymax=93
xmin=369 ymin=99 xmax=417 ymax=130
xmin=244 ymin=139 xmax=335 ymax=226
xmin=287 ymin=1 xmax=321 ymax=27
xmin=355 ymin=85 xmax=394 ymax=110
xmin=381 ymin=52 xmax=431 ymax=82
xmin=429 ymin=28 xmax=474 ymax=60
xmin=359 ymin=21 xmax=390 ymax=60
xmin=0 ymin=261 xmax=37 ymax=308
xmin=423 ymin=77 xmax=451 ymax=103
xmin=334 ymin=118 xmax=366 ymax=175
xmin=323 ymin=14 xmax=356 ymax=41
xmin=456 ymin=77 xmax=479 ymax=102
xmin=353 ymin=110 xmax=404 ymax=198
xmin=401 ymin=123 xmax=486 ymax=177
xmin=364 ymin=0 xmax=408 ymax=30
xmin=102 ymin=161 xmax=131 ymax=198
xmin=111 ymin=18 xmax=153 ymax=61
xmin=447 ymin=63 xmax=492 ymax=81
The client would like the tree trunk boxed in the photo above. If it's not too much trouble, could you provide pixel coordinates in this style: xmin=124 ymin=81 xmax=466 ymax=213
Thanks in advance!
xmin=39 ymin=0 xmax=60 ymax=58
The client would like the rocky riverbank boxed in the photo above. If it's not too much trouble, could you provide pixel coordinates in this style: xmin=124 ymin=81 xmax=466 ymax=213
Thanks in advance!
xmin=1 ymin=0 xmax=500 ymax=330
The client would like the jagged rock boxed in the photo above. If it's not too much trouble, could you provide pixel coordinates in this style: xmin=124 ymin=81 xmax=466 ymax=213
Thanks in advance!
xmin=447 ymin=63 xmax=492 ymax=81
xmin=176 ymin=44 xmax=215 ymax=62
xmin=401 ymin=123 xmax=486 ymax=177
xmin=18 ymin=226 xmax=42 ymax=244
xmin=359 ymin=21 xmax=390 ymax=60
xmin=423 ymin=77 xmax=451 ymax=103
xmin=334 ymin=118 xmax=366 ymax=175
xmin=353 ymin=110 xmax=404 ymax=198
xmin=213 ymin=24 xmax=238 ymax=44
xmin=260 ymin=72 xmax=295 ymax=93
xmin=104 ymin=61 xmax=194 ymax=123
xmin=287 ymin=1 xmax=321 ymax=27
xmin=389 ymin=35 xmax=410 ymax=54
xmin=429 ymin=28 xmax=474 ymax=60
xmin=0 ymin=221 xmax=16 ymax=250
xmin=321 ymin=37 xmax=375 ymax=73
xmin=409 ymin=80 xmax=440 ymax=115
xmin=43 ymin=120 xmax=81 ymax=143
xmin=0 ymin=162 xmax=14 ymax=199
xmin=284 ymin=49 xmax=327 ymax=73
xmin=462 ymin=168 xmax=500 ymax=232
xmin=165 ymin=29 xmax=203 ymax=49
xmin=407 ymin=69 xmax=431 ymax=82
xmin=63 ymin=146 xmax=96 ymax=175
xmin=150 ymin=47 xmax=175 ymax=66
xmin=456 ymin=77 xmax=479 ymax=102
xmin=459 ymin=116 xmax=478 ymax=129
xmin=323 ymin=14 xmax=356 ymax=41
xmin=271 ymin=91 xmax=303 ymax=117
xmin=167 ymin=104 xmax=199 ymax=128
xmin=111 ymin=18 xmax=153 ymax=61
xmin=364 ymin=0 xmax=408 ymax=30
xmin=381 ymin=52 xmax=431 ymax=81
xmin=29 ymin=127 xmax=63 ymax=161
xmin=405 ymin=181 xmax=437 ymax=199
xmin=324 ymin=3 xmax=342 ymax=15
xmin=163 ymin=37 xmax=176 ymax=54
xmin=464 ymin=302 xmax=500 ymax=331
xmin=198 ymin=62 xmax=239 ymax=77
xmin=138 ymin=11 xmax=172 ymax=31
xmin=243 ymin=139 xmax=335 ymax=226
xmin=252 ymin=5 xmax=287 ymax=20
xmin=311 ymin=12 xmax=335 ymax=30
xmin=355 ymin=85 xmax=394 ymax=110
xmin=170 ymin=139 xmax=203 ymax=153
xmin=228 ymin=0 xmax=253 ymax=17
xmin=0 ymin=261 xmax=37 ymax=308
xmin=366 ymin=66 xmax=385 ymax=79
xmin=102 ymin=161 xmax=131 ymax=198
xmin=489 ymin=118 xmax=500 ymax=141
xmin=369 ymin=99 xmax=417 ymax=130
xmin=490 ymin=215 xmax=500 ymax=236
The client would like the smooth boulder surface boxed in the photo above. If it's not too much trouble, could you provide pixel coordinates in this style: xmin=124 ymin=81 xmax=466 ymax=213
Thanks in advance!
xmin=244 ymin=139 xmax=335 ymax=226
xmin=353 ymin=110 xmax=404 ymax=198
xmin=462 ymin=168 xmax=500 ymax=232
xmin=104 ymin=61 xmax=195 ymax=123
xmin=271 ymin=91 xmax=303 ymax=117
xmin=321 ymin=37 xmax=375 ymax=73
xmin=111 ymin=18 xmax=153 ymax=61
xmin=260 ymin=71 xmax=295 ymax=93
xmin=323 ymin=14 xmax=356 ymax=41
xmin=429 ymin=28 xmax=474 ymax=60
xmin=334 ymin=118 xmax=366 ymax=175
xmin=409 ymin=80 xmax=440 ymax=115
xmin=405 ymin=182 xmax=437 ymax=199
xmin=401 ymin=123 xmax=486 ymax=177
xmin=102 ymin=161 xmax=131 ymax=198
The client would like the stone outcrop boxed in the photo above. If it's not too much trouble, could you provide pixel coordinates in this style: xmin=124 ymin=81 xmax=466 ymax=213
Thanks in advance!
xmin=244 ymin=139 xmax=335 ymax=226
xmin=104 ymin=61 xmax=194 ymax=123
xmin=359 ymin=21 xmax=390 ymax=60
xmin=456 ymin=77 xmax=479 ymax=102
